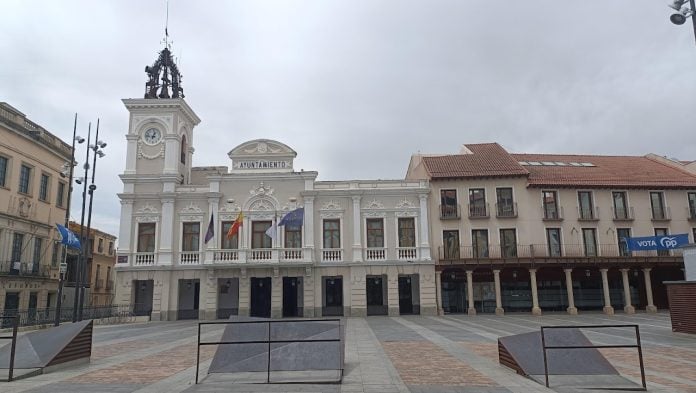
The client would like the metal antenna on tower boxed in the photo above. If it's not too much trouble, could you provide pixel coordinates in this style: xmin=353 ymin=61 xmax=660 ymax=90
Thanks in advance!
xmin=161 ymin=0 xmax=172 ymax=49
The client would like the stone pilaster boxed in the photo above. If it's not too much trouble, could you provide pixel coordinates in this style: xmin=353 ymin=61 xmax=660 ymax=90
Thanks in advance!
xmin=352 ymin=196 xmax=362 ymax=262
xmin=387 ymin=269 xmax=399 ymax=316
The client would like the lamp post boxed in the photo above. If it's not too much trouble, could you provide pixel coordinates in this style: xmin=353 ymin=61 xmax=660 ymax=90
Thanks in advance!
xmin=54 ymin=114 xmax=84 ymax=326
xmin=668 ymin=0 xmax=696 ymax=44
xmin=77 ymin=119 xmax=106 ymax=321
xmin=72 ymin=123 xmax=91 ymax=322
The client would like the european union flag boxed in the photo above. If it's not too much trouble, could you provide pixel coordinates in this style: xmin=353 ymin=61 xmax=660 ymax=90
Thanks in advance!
xmin=279 ymin=208 xmax=304 ymax=228
xmin=56 ymin=224 xmax=81 ymax=249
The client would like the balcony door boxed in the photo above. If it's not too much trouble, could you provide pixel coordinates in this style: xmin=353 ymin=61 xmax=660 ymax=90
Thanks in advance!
xmin=612 ymin=191 xmax=628 ymax=219
xmin=252 ymin=221 xmax=272 ymax=249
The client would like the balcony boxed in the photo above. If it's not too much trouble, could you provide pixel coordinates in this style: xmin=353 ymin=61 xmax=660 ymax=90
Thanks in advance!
xmin=468 ymin=203 xmax=490 ymax=219
xmin=249 ymin=249 xmax=273 ymax=262
xmin=214 ymin=250 xmax=240 ymax=263
xmin=651 ymin=207 xmax=671 ymax=221
xmin=321 ymin=249 xmax=343 ymax=262
xmin=495 ymin=202 xmax=517 ymax=218
xmin=280 ymin=248 xmax=303 ymax=262
xmin=365 ymin=248 xmax=386 ymax=261
xmin=542 ymin=206 xmax=564 ymax=221
xmin=397 ymin=247 xmax=417 ymax=261
xmin=179 ymin=251 xmax=200 ymax=265
xmin=437 ymin=243 xmax=684 ymax=263
xmin=0 ymin=261 xmax=52 ymax=278
xmin=687 ymin=207 xmax=696 ymax=221
xmin=134 ymin=252 xmax=155 ymax=266
xmin=612 ymin=206 xmax=634 ymax=221
xmin=439 ymin=204 xmax=460 ymax=220
xmin=577 ymin=206 xmax=600 ymax=221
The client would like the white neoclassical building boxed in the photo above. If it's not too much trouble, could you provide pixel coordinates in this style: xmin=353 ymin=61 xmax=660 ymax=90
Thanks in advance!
xmin=114 ymin=47 xmax=435 ymax=320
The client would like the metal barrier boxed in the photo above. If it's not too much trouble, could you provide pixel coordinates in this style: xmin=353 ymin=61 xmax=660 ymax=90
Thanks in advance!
xmin=0 ymin=316 xmax=18 ymax=382
xmin=0 ymin=304 xmax=147 ymax=329
xmin=195 ymin=319 xmax=343 ymax=384
xmin=540 ymin=324 xmax=646 ymax=390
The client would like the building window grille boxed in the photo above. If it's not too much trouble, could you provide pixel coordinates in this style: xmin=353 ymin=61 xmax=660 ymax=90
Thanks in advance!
xmin=469 ymin=188 xmax=486 ymax=217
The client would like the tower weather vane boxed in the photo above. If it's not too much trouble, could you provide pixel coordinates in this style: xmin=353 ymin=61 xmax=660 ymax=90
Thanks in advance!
xmin=144 ymin=0 xmax=183 ymax=99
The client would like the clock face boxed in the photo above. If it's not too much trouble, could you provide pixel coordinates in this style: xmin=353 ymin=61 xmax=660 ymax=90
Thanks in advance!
xmin=143 ymin=128 xmax=162 ymax=145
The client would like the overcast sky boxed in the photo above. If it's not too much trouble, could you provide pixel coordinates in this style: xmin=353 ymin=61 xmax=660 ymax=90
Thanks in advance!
xmin=2 ymin=1 xmax=696 ymax=237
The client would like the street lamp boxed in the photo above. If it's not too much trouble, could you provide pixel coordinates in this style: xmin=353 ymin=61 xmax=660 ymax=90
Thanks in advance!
xmin=668 ymin=0 xmax=696 ymax=44
xmin=55 ymin=114 xmax=83 ymax=326
xmin=72 ymin=122 xmax=92 ymax=322
xmin=77 ymin=120 xmax=106 ymax=321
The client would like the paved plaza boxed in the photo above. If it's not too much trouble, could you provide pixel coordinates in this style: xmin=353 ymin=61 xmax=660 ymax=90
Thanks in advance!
xmin=2 ymin=312 xmax=696 ymax=393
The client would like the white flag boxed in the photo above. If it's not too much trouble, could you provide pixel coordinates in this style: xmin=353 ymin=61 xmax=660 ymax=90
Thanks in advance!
xmin=265 ymin=220 xmax=277 ymax=241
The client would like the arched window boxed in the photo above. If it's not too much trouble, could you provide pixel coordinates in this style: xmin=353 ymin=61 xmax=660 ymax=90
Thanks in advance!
xmin=180 ymin=135 xmax=187 ymax=164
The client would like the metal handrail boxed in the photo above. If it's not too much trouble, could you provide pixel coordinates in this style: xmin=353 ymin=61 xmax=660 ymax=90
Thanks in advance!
xmin=195 ymin=318 xmax=343 ymax=384
xmin=0 ymin=316 xmax=18 ymax=382
xmin=540 ymin=324 xmax=646 ymax=391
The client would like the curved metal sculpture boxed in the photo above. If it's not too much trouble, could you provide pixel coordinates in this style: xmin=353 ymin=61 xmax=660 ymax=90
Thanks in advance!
xmin=144 ymin=47 xmax=184 ymax=99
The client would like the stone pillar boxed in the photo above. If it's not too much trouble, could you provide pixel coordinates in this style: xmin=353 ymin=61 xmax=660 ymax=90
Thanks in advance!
xmin=435 ymin=271 xmax=443 ymax=315
xmin=159 ymin=198 xmax=175 ymax=265
xmin=643 ymin=268 xmax=657 ymax=313
xmin=124 ymin=134 xmax=138 ymax=175
xmin=466 ymin=270 xmax=476 ymax=315
xmin=350 ymin=267 xmax=367 ymax=317
xmin=620 ymin=268 xmax=635 ymax=314
xmin=303 ymin=268 xmax=315 ymax=317
xmin=352 ymin=196 xmax=362 ymax=262
xmin=118 ymin=200 xmax=134 ymax=262
xmin=564 ymin=268 xmax=578 ymax=315
xmin=529 ymin=268 xmax=542 ymax=316
xmin=271 ymin=270 xmax=282 ymax=318
xmin=418 ymin=194 xmax=431 ymax=260
xmin=238 ymin=273 xmax=250 ymax=317
xmin=151 ymin=271 xmax=170 ymax=321
xmin=599 ymin=268 xmax=614 ymax=315
xmin=493 ymin=269 xmax=504 ymax=315
xmin=387 ymin=270 xmax=399 ymax=316
xmin=203 ymin=272 xmax=217 ymax=320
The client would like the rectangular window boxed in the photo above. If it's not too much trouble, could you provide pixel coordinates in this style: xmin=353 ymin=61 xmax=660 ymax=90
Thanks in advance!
xmin=500 ymin=228 xmax=517 ymax=258
xmin=11 ymin=233 xmax=24 ymax=262
xmin=33 ymin=238 xmax=43 ymax=272
xmin=284 ymin=225 xmax=302 ymax=249
xmin=39 ymin=173 xmax=50 ymax=201
xmin=542 ymin=191 xmax=559 ymax=219
xmin=582 ymin=228 xmax=597 ymax=256
xmin=440 ymin=189 xmax=458 ymax=219
xmin=108 ymin=241 xmax=113 ymax=255
xmin=650 ymin=192 xmax=666 ymax=219
xmin=546 ymin=228 xmax=562 ymax=257
xmin=366 ymin=218 xmax=384 ymax=248
xmin=137 ymin=223 xmax=156 ymax=252
xmin=496 ymin=187 xmax=515 ymax=217
xmin=52 ymin=242 xmax=60 ymax=267
xmin=98 ymin=238 xmax=104 ymax=253
xmin=221 ymin=221 xmax=240 ymax=249
xmin=469 ymin=188 xmax=486 ymax=217
xmin=19 ymin=164 xmax=31 ymax=194
xmin=617 ymin=228 xmax=631 ymax=257
xmin=398 ymin=217 xmax=415 ymax=248
xmin=323 ymin=219 xmax=340 ymax=249
xmin=107 ymin=266 xmax=111 ymax=282
xmin=612 ymin=191 xmax=628 ymax=219
xmin=96 ymin=264 xmax=101 ymax=281
xmin=689 ymin=192 xmax=696 ymax=219
xmin=655 ymin=228 xmax=669 ymax=256
xmin=472 ymin=229 xmax=489 ymax=258
xmin=56 ymin=182 xmax=66 ymax=207
xmin=182 ymin=222 xmax=200 ymax=252
xmin=0 ymin=156 xmax=8 ymax=187
xmin=251 ymin=221 xmax=272 ymax=249
xmin=578 ymin=191 xmax=594 ymax=219
xmin=443 ymin=230 xmax=460 ymax=259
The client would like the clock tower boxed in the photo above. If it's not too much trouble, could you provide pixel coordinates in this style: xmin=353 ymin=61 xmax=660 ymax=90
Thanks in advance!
xmin=122 ymin=46 xmax=201 ymax=183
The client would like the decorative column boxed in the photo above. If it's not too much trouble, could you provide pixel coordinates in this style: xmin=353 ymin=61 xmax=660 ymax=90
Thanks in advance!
xmin=435 ymin=271 xmax=443 ymax=315
xmin=159 ymin=198 xmax=175 ymax=265
xmin=564 ymin=268 xmax=578 ymax=315
xmin=124 ymin=134 xmax=138 ymax=175
xmin=303 ymin=196 xmax=314 ymax=262
xmin=271 ymin=268 xmax=282 ymax=319
xmin=529 ymin=268 xmax=542 ymax=316
xmin=493 ymin=269 xmax=504 ymax=315
xmin=352 ymin=196 xmax=362 ymax=262
xmin=238 ymin=270 xmax=250 ymax=316
xmin=418 ymin=194 xmax=431 ymax=260
xmin=600 ymin=268 xmax=614 ymax=315
xmin=118 ymin=200 xmax=134 ymax=265
xmin=466 ymin=270 xmax=476 ymax=315
xmin=303 ymin=267 xmax=315 ymax=317
xmin=643 ymin=268 xmax=657 ymax=313
xmin=620 ymin=268 xmax=635 ymax=314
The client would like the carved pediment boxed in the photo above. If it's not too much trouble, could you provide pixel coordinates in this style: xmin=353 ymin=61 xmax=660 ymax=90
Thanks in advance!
xmin=180 ymin=202 xmax=203 ymax=214
xmin=395 ymin=198 xmax=417 ymax=209
xmin=320 ymin=199 xmax=343 ymax=211
xmin=229 ymin=139 xmax=296 ymax=157
xmin=363 ymin=199 xmax=384 ymax=209
xmin=228 ymin=139 xmax=297 ymax=173
xmin=136 ymin=203 xmax=158 ymax=214
xmin=249 ymin=182 xmax=274 ymax=197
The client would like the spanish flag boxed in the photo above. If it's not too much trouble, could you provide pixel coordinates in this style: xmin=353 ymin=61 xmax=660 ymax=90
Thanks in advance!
xmin=226 ymin=211 xmax=244 ymax=239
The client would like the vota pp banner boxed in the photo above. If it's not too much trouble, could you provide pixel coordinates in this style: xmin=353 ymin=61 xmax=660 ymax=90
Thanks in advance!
xmin=625 ymin=234 xmax=689 ymax=251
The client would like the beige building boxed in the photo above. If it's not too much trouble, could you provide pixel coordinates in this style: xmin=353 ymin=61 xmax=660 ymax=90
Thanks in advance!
xmin=407 ymin=143 xmax=694 ymax=315
xmin=114 ymin=47 xmax=436 ymax=320
xmin=68 ymin=222 xmax=116 ymax=307
xmin=0 ymin=102 xmax=71 ymax=315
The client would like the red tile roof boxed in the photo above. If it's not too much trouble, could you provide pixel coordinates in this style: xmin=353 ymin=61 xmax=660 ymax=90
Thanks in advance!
xmin=421 ymin=143 xmax=528 ymax=179
xmin=510 ymin=153 xmax=696 ymax=188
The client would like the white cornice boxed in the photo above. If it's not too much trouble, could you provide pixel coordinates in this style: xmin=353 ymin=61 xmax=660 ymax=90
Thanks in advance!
xmin=122 ymin=98 xmax=201 ymax=126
